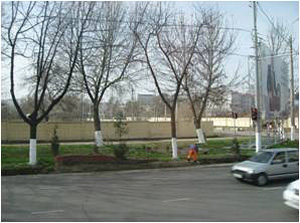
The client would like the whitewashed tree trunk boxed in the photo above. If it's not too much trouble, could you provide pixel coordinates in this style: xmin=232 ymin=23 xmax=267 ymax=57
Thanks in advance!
xmin=291 ymin=126 xmax=295 ymax=141
xmin=29 ymin=139 xmax=37 ymax=165
xmin=95 ymin=131 xmax=103 ymax=147
xmin=171 ymin=137 xmax=178 ymax=159
xmin=196 ymin=128 xmax=206 ymax=144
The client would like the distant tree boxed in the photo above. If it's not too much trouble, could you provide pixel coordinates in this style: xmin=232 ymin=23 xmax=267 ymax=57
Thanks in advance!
xmin=4 ymin=94 xmax=90 ymax=121
xmin=2 ymin=2 xmax=93 ymax=165
xmin=49 ymin=94 xmax=92 ymax=121
xmin=266 ymin=20 xmax=289 ymax=55
xmin=124 ymin=100 xmax=139 ymax=120
xmin=1 ymin=100 xmax=19 ymax=120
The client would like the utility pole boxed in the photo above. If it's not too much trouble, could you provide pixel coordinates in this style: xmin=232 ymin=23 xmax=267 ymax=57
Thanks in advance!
xmin=289 ymin=35 xmax=295 ymax=141
xmin=253 ymin=1 xmax=262 ymax=152
xmin=248 ymin=56 xmax=253 ymax=148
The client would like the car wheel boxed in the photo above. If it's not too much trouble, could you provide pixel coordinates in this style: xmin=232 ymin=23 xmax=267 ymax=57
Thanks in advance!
xmin=234 ymin=177 xmax=243 ymax=182
xmin=256 ymin=173 xmax=268 ymax=186
xmin=236 ymin=178 xmax=245 ymax=184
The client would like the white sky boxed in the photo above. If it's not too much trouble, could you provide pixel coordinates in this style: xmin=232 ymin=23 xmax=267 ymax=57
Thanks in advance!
xmin=1 ymin=1 xmax=299 ymax=102
xmin=129 ymin=1 xmax=299 ymax=100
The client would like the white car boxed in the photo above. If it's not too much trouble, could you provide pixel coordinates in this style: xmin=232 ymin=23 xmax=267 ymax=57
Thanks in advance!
xmin=231 ymin=148 xmax=299 ymax=186
xmin=283 ymin=179 xmax=299 ymax=209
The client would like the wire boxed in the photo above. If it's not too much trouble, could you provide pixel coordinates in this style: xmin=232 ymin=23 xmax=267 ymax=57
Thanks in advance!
xmin=259 ymin=53 xmax=298 ymax=60
xmin=257 ymin=2 xmax=290 ymax=44
xmin=229 ymin=52 xmax=253 ymax=58
xmin=257 ymin=2 xmax=299 ymax=56
xmin=256 ymin=3 xmax=274 ymax=29
xmin=292 ymin=17 xmax=299 ymax=24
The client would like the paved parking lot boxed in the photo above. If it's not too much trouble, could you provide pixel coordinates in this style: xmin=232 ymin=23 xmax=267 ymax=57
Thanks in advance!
xmin=2 ymin=164 xmax=299 ymax=221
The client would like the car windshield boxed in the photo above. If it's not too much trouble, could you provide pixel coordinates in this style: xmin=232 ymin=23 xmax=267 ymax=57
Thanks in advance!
xmin=249 ymin=151 xmax=273 ymax=163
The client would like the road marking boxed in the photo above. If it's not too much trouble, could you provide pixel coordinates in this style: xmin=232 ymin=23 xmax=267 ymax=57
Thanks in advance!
xmin=163 ymin=198 xmax=191 ymax=203
xmin=262 ymin=187 xmax=285 ymax=191
xmin=39 ymin=187 xmax=60 ymax=190
xmin=32 ymin=210 xmax=65 ymax=215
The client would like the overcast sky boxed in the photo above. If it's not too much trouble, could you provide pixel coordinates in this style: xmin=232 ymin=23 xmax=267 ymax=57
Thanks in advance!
xmin=1 ymin=1 xmax=299 ymax=102
xmin=131 ymin=1 xmax=299 ymax=101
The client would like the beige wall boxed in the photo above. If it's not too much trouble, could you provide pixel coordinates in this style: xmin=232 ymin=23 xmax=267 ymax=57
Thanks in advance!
xmin=203 ymin=117 xmax=252 ymax=128
xmin=3 ymin=117 xmax=297 ymax=143
xmin=1 ymin=120 xmax=214 ymax=142
xmin=203 ymin=117 xmax=299 ymax=129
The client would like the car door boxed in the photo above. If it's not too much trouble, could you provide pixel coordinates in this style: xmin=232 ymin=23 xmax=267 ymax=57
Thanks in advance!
xmin=286 ymin=150 xmax=299 ymax=176
xmin=266 ymin=151 xmax=288 ymax=179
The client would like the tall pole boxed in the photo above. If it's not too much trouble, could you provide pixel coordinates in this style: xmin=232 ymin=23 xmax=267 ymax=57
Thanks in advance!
xmin=248 ymin=56 xmax=253 ymax=147
xmin=289 ymin=36 xmax=295 ymax=141
xmin=253 ymin=1 xmax=262 ymax=152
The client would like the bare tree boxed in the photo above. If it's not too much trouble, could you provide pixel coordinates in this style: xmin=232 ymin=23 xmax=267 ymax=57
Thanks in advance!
xmin=2 ymin=2 xmax=93 ymax=165
xmin=266 ymin=20 xmax=289 ymax=55
xmin=76 ymin=2 xmax=141 ymax=152
xmin=182 ymin=8 xmax=236 ymax=143
xmin=134 ymin=2 xmax=203 ymax=159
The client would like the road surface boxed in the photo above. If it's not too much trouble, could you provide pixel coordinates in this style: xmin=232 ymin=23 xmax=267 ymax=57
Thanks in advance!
xmin=2 ymin=164 xmax=298 ymax=221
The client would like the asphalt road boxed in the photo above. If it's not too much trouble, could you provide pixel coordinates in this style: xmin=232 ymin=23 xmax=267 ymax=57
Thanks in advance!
xmin=2 ymin=164 xmax=299 ymax=222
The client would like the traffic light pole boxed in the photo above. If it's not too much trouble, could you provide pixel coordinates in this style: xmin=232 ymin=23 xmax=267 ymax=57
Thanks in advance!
xmin=253 ymin=1 xmax=262 ymax=152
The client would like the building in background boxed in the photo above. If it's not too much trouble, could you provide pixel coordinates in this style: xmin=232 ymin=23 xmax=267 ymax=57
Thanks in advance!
xmin=204 ymin=91 xmax=255 ymax=117
xmin=230 ymin=91 xmax=255 ymax=115
xmin=137 ymin=94 xmax=155 ymax=106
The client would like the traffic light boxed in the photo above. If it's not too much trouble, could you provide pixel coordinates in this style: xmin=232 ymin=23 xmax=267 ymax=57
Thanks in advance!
xmin=232 ymin=112 xmax=238 ymax=119
xmin=251 ymin=107 xmax=258 ymax=121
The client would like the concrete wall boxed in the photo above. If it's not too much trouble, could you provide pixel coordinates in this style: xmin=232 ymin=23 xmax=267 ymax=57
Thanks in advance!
xmin=1 ymin=120 xmax=214 ymax=143
xmin=203 ymin=117 xmax=299 ymax=129
xmin=3 ymin=117 xmax=297 ymax=143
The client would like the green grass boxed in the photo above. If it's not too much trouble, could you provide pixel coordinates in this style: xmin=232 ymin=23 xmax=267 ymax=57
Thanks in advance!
xmin=2 ymin=138 xmax=298 ymax=172
xmin=267 ymin=140 xmax=299 ymax=149
xmin=1 ymin=144 xmax=96 ymax=170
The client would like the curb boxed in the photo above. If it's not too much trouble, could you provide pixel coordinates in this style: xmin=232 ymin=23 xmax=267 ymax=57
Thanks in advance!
xmin=3 ymin=154 xmax=250 ymax=176
xmin=1 ymin=161 xmax=236 ymax=177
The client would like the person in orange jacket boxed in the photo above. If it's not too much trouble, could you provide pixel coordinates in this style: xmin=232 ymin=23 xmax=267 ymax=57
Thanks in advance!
xmin=187 ymin=144 xmax=199 ymax=162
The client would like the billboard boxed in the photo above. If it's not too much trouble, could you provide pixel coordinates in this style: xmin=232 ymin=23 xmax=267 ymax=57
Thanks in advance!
xmin=259 ymin=44 xmax=289 ymax=120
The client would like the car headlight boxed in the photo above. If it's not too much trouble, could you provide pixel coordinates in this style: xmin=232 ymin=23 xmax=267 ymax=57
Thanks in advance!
xmin=247 ymin=169 xmax=254 ymax=174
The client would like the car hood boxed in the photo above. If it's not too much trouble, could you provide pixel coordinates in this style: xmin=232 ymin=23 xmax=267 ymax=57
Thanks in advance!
xmin=232 ymin=160 xmax=266 ymax=173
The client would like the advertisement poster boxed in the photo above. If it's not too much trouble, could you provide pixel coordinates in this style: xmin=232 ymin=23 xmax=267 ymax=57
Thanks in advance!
xmin=259 ymin=44 xmax=289 ymax=120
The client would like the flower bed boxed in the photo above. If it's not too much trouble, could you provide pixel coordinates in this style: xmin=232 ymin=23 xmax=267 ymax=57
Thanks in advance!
xmin=198 ymin=155 xmax=250 ymax=164
xmin=2 ymin=165 xmax=51 ymax=176
xmin=53 ymin=154 xmax=160 ymax=173
xmin=55 ymin=155 xmax=116 ymax=166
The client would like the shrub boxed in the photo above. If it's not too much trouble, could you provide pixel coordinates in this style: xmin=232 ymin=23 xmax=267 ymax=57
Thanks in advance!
xmin=113 ymin=143 xmax=129 ymax=160
xmin=166 ymin=144 xmax=170 ymax=153
xmin=231 ymin=138 xmax=240 ymax=157
xmin=113 ymin=113 xmax=128 ymax=139
xmin=51 ymin=126 xmax=60 ymax=156
xmin=142 ymin=145 xmax=152 ymax=153
xmin=55 ymin=155 xmax=116 ymax=165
